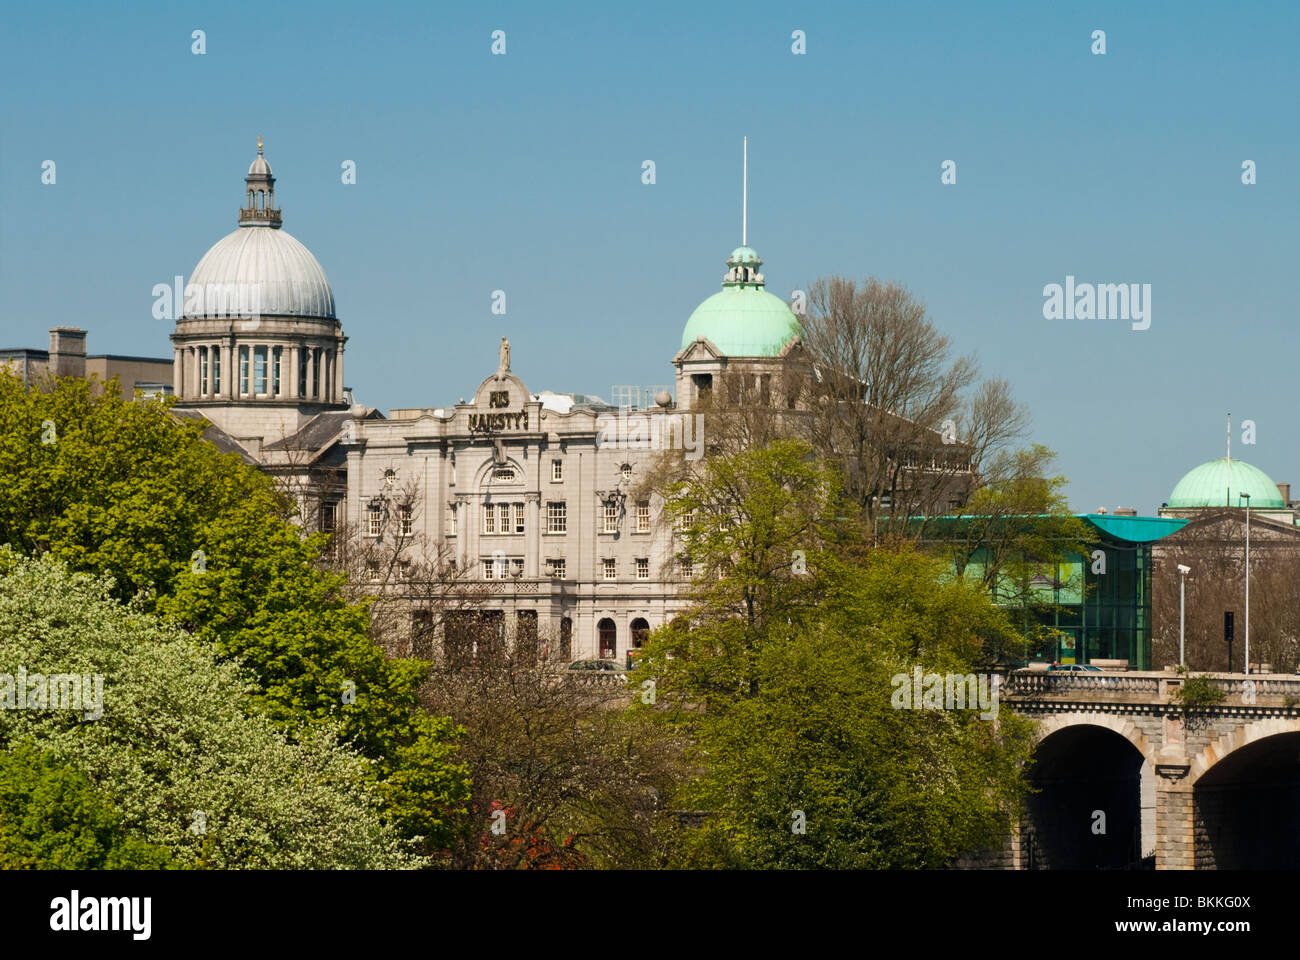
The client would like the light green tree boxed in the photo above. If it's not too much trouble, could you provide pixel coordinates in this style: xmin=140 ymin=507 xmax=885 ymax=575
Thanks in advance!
xmin=0 ymin=552 xmax=424 ymax=868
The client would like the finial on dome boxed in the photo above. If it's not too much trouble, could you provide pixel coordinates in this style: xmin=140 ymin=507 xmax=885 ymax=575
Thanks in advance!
xmin=258 ymin=135 xmax=263 ymax=154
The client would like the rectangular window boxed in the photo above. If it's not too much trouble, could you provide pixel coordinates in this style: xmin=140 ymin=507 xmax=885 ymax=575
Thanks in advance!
xmin=551 ymin=459 xmax=563 ymax=482
xmin=312 ymin=350 xmax=321 ymax=397
xmin=272 ymin=346 xmax=282 ymax=396
xmin=603 ymin=501 xmax=618 ymax=533
xmin=547 ymin=558 xmax=566 ymax=579
xmin=199 ymin=347 xmax=209 ymax=394
xmin=365 ymin=560 xmax=381 ymax=582
xmin=319 ymin=501 xmax=337 ymax=533
xmin=239 ymin=346 xmax=250 ymax=395
xmin=547 ymin=501 xmax=566 ymax=533
xmin=448 ymin=504 xmax=458 ymax=536
xmin=483 ymin=503 xmax=496 ymax=534
xmin=602 ymin=558 xmax=616 ymax=581
xmin=367 ymin=503 xmax=383 ymax=537
xmin=513 ymin=503 xmax=526 ymax=534
xmin=678 ymin=508 xmax=696 ymax=533
xmin=636 ymin=500 xmax=650 ymax=533
xmin=399 ymin=505 xmax=413 ymax=537
xmin=680 ymin=558 xmax=694 ymax=579
xmin=510 ymin=558 xmax=524 ymax=578
xmin=254 ymin=346 xmax=268 ymax=395
xmin=212 ymin=346 xmax=221 ymax=394
xmin=298 ymin=348 xmax=308 ymax=397
xmin=636 ymin=558 xmax=649 ymax=580
xmin=483 ymin=559 xmax=495 ymax=580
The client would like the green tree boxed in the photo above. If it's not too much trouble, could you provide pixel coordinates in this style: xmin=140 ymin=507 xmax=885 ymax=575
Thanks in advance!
xmin=0 ymin=553 xmax=424 ymax=868
xmin=0 ymin=372 xmax=469 ymax=856
xmin=0 ymin=741 xmax=174 ymax=869
xmin=635 ymin=440 xmax=1034 ymax=868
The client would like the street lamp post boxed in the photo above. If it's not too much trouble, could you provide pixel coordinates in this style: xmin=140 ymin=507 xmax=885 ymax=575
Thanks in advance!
xmin=1177 ymin=564 xmax=1191 ymax=668
xmin=1240 ymin=491 xmax=1251 ymax=674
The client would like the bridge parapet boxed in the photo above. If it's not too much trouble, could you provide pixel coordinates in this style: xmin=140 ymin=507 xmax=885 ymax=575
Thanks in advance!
xmin=1006 ymin=672 xmax=1161 ymax=698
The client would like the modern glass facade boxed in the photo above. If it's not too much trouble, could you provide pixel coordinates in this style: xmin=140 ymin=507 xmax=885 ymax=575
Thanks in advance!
xmin=1021 ymin=531 xmax=1151 ymax=668
xmin=928 ymin=514 xmax=1186 ymax=670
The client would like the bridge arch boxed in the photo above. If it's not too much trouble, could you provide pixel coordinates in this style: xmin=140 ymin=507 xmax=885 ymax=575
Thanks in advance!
xmin=1189 ymin=716 xmax=1300 ymax=784
xmin=1022 ymin=714 xmax=1153 ymax=869
xmin=1187 ymin=718 xmax=1300 ymax=869
xmin=1032 ymin=712 xmax=1156 ymax=764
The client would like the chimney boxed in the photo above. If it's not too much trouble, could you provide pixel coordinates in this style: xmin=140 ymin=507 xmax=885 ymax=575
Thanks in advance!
xmin=1278 ymin=482 xmax=1291 ymax=504
xmin=48 ymin=327 xmax=86 ymax=379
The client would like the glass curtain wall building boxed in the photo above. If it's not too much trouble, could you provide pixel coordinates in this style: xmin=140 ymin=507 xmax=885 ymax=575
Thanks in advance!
xmin=921 ymin=514 xmax=1186 ymax=669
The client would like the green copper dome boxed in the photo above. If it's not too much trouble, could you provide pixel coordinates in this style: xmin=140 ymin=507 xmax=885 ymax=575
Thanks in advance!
xmin=680 ymin=245 xmax=800 ymax=357
xmin=1167 ymin=458 xmax=1285 ymax=509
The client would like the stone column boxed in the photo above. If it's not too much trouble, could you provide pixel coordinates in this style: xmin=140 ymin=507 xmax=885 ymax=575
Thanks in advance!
xmin=306 ymin=347 xmax=316 ymax=399
xmin=289 ymin=345 xmax=300 ymax=400
xmin=334 ymin=342 xmax=345 ymax=401
xmin=173 ymin=347 xmax=183 ymax=398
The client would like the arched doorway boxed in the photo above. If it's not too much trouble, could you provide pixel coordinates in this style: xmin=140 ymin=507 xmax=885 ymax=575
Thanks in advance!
xmin=628 ymin=617 xmax=651 ymax=670
xmin=597 ymin=618 xmax=616 ymax=660
xmin=630 ymin=618 xmax=650 ymax=648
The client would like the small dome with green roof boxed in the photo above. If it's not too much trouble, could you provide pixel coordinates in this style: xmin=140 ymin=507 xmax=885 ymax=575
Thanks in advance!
xmin=1167 ymin=457 xmax=1286 ymax=509
xmin=680 ymin=245 xmax=800 ymax=357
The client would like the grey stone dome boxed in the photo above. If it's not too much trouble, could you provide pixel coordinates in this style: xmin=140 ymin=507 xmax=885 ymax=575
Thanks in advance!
xmin=185 ymin=225 xmax=336 ymax=320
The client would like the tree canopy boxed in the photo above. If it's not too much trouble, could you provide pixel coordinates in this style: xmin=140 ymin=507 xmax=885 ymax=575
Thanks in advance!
xmin=0 ymin=372 xmax=469 ymax=856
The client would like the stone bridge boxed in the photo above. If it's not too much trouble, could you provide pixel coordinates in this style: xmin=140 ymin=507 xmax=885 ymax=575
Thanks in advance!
xmin=997 ymin=670 xmax=1300 ymax=870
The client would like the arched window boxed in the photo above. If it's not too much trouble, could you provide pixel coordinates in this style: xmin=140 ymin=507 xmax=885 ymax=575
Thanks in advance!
xmin=631 ymin=618 xmax=650 ymax=648
xmin=597 ymin=618 xmax=616 ymax=660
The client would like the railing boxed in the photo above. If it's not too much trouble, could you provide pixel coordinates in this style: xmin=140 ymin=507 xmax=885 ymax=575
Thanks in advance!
xmin=483 ymin=579 xmax=540 ymax=593
xmin=1004 ymin=673 xmax=1160 ymax=696
xmin=565 ymin=671 xmax=628 ymax=688
xmin=1205 ymin=675 xmax=1300 ymax=698
xmin=1005 ymin=669 xmax=1300 ymax=705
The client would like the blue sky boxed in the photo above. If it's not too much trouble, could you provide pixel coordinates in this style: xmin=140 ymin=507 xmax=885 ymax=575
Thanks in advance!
xmin=2 ymin=0 xmax=1297 ymax=513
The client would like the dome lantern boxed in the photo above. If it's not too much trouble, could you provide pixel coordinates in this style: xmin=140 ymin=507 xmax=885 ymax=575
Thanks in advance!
xmin=240 ymin=136 xmax=281 ymax=228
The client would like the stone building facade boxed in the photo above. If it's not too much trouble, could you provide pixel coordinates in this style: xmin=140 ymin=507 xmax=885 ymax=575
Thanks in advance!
xmin=1 ymin=327 xmax=173 ymax=401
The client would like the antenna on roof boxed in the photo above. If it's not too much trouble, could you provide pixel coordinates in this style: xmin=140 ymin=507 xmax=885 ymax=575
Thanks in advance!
xmin=742 ymin=136 xmax=748 ymax=247
xmin=1227 ymin=412 xmax=1232 ymax=507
